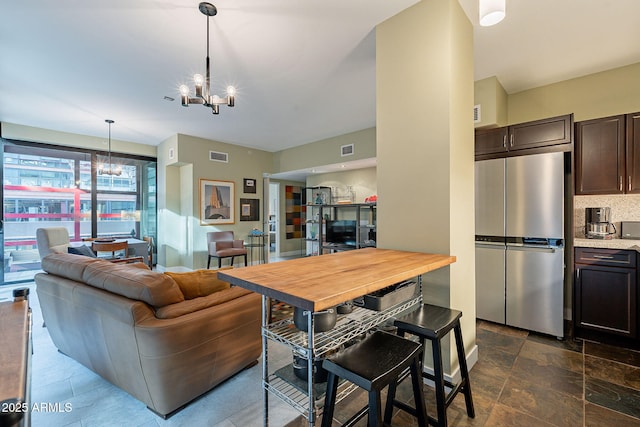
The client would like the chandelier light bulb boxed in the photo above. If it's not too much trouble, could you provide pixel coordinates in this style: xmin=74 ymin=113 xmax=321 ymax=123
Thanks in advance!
xmin=194 ymin=74 xmax=204 ymax=86
xmin=479 ymin=0 xmax=506 ymax=27
xmin=226 ymin=85 xmax=235 ymax=107
xmin=179 ymin=85 xmax=190 ymax=96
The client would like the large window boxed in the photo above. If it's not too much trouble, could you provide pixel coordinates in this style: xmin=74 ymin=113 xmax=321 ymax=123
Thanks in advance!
xmin=1 ymin=141 xmax=156 ymax=283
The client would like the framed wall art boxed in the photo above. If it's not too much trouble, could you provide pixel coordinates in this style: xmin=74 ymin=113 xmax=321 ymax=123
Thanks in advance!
xmin=200 ymin=179 xmax=235 ymax=225
xmin=243 ymin=178 xmax=256 ymax=193
xmin=240 ymin=198 xmax=260 ymax=221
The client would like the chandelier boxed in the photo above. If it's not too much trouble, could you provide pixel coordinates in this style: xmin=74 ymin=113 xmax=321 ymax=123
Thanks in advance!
xmin=179 ymin=2 xmax=235 ymax=115
xmin=98 ymin=119 xmax=122 ymax=176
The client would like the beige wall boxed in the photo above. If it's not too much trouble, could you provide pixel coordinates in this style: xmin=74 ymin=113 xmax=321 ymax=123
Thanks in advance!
xmin=1 ymin=122 xmax=156 ymax=157
xmin=157 ymin=133 xmax=273 ymax=269
xmin=377 ymin=0 xmax=476 ymax=374
xmin=474 ymin=76 xmax=508 ymax=128
xmin=273 ymin=127 xmax=375 ymax=174
xmin=476 ymin=61 xmax=640 ymax=127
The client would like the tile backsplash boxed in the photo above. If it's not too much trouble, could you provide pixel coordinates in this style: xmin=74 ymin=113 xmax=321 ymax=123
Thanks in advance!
xmin=574 ymin=194 xmax=640 ymax=238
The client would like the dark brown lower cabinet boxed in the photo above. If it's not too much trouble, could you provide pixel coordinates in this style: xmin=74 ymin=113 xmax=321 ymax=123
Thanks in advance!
xmin=574 ymin=247 xmax=637 ymax=339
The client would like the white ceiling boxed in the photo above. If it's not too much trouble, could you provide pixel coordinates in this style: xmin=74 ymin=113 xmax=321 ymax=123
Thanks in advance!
xmin=2 ymin=0 xmax=640 ymax=159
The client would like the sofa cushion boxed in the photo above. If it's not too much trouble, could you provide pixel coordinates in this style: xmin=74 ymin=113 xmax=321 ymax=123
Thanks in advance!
xmin=215 ymin=248 xmax=246 ymax=257
xmin=81 ymin=260 xmax=184 ymax=308
xmin=164 ymin=268 xmax=231 ymax=300
xmin=155 ymin=286 xmax=254 ymax=319
xmin=128 ymin=262 xmax=151 ymax=271
xmin=41 ymin=253 xmax=103 ymax=282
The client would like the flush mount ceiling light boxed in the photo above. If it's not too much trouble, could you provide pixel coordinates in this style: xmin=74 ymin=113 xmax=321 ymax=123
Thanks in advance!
xmin=98 ymin=119 xmax=122 ymax=176
xmin=479 ymin=0 xmax=506 ymax=27
xmin=179 ymin=2 xmax=235 ymax=115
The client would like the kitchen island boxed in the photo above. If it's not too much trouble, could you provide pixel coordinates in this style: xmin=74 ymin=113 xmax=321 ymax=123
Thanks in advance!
xmin=218 ymin=248 xmax=456 ymax=426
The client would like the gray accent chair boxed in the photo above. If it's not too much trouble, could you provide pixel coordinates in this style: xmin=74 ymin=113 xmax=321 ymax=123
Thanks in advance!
xmin=206 ymin=231 xmax=247 ymax=269
xmin=36 ymin=227 xmax=71 ymax=258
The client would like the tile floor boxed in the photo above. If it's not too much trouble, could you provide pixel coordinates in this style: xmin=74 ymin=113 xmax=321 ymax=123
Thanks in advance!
xmin=338 ymin=320 xmax=640 ymax=427
xmin=5 ymin=283 xmax=640 ymax=427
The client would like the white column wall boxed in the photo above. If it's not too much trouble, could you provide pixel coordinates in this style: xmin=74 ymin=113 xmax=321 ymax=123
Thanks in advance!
xmin=376 ymin=0 xmax=476 ymax=374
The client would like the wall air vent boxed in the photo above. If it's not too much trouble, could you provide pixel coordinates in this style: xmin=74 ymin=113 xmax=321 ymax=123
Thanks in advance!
xmin=341 ymin=144 xmax=354 ymax=157
xmin=474 ymin=104 xmax=481 ymax=123
xmin=209 ymin=151 xmax=229 ymax=163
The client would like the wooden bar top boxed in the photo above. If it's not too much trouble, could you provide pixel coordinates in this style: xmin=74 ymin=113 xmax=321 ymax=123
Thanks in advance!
xmin=218 ymin=248 xmax=455 ymax=311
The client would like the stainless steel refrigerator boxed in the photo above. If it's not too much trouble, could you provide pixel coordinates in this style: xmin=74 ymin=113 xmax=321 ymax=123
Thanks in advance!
xmin=475 ymin=152 xmax=565 ymax=338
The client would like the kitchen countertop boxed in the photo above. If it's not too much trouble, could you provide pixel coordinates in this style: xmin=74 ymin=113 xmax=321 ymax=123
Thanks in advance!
xmin=218 ymin=248 xmax=455 ymax=311
xmin=574 ymin=237 xmax=640 ymax=251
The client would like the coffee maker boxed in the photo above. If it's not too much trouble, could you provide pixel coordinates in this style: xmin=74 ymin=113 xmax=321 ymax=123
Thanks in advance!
xmin=585 ymin=207 xmax=616 ymax=239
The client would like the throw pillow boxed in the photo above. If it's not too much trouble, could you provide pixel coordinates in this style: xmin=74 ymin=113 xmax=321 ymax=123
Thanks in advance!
xmin=50 ymin=244 xmax=70 ymax=254
xmin=165 ymin=269 xmax=231 ymax=300
xmin=68 ymin=245 xmax=96 ymax=258
xmin=155 ymin=287 xmax=254 ymax=319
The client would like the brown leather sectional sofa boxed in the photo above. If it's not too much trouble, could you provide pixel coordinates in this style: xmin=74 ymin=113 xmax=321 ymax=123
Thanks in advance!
xmin=35 ymin=253 xmax=261 ymax=418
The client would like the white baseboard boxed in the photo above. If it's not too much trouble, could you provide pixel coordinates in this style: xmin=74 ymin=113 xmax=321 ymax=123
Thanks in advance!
xmin=155 ymin=265 xmax=191 ymax=272
xmin=421 ymin=343 xmax=478 ymax=386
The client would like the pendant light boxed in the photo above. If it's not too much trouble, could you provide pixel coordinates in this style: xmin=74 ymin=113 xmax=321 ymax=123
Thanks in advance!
xmin=98 ymin=119 xmax=122 ymax=176
xmin=179 ymin=2 xmax=235 ymax=115
xmin=479 ymin=0 xmax=506 ymax=27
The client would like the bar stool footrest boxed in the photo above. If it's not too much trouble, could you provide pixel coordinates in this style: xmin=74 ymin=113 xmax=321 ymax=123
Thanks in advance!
xmin=393 ymin=399 xmax=418 ymax=417
xmin=342 ymin=405 xmax=369 ymax=427
xmin=422 ymin=372 xmax=467 ymax=409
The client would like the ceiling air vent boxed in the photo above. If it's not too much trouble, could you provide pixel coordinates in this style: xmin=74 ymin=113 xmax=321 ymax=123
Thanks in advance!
xmin=209 ymin=151 xmax=229 ymax=163
xmin=341 ymin=144 xmax=354 ymax=157
xmin=473 ymin=104 xmax=481 ymax=123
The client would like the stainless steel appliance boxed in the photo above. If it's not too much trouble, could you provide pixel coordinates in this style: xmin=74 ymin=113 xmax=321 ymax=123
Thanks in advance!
xmin=475 ymin=152 xmax=565 ymax=338
xmin=621 ymin=221 xmax=640 ymax=239
xmin=585 ymin=207 xmax=616 ymax=239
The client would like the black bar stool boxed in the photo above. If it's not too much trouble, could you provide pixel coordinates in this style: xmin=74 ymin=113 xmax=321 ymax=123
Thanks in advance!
xmin=321 ymin=330 xmax=428 ymax=427
xmin=391 ymin=304 xmax=474 ymax=427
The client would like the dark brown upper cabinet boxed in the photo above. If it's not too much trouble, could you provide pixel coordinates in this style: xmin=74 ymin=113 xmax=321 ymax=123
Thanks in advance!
xmin=627 ymin=112 xmax=640 ymax=193
xmin=475 ymin=127 xmax=509 ymax=156
xmin=509 ymin=114 xmax=572 ymax=151
xmin=475 ymin=114 xmax=573 ymax=158
xmin=575 ymin=112 xmax=640 ymax=195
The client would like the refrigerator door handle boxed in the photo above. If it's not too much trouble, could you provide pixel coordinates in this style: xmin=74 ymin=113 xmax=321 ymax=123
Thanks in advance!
xmin=507 ymin=244 xmax=560 ymax=253
xmin=475 ymin=241 xmax=505 ymax=248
